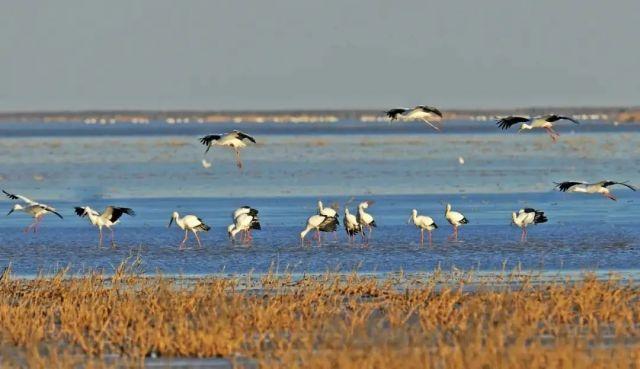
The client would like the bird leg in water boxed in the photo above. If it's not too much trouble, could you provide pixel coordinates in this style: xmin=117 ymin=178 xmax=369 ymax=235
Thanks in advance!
xmin=317 ymin=230 xmax=322 ymax=246
xmin=428 ymin=230 xmax=433 ymax=245
xmin=98 ymin=228 xmax=103 ymax=249
xmin=180 ymin=230 xmax=188 ymax=250
xmin=110 ymin=228 xmax=116 ymax=249
xmin=420 ymin=229 xmax=424 ymax=245
xmin=194 ymin=231 xmax=203 ymax=249
xmin=234 ymin=149 xmax=243 ymax=169
xmin=521 ymin=227 xmax=526 ymax=242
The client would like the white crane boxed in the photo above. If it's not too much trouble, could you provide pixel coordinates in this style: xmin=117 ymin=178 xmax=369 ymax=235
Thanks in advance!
xmin=4 ymin=190 xmax=63 ymax=233
xmin=343 ymin=207 xmax=362 ymax=243
xmin=386 ymin=105 xmax=443 ymax=131
xmin=168 ymin=212 xmax=211 ymax=249
xmin=74 ymin=206 xmax=135 ymax=248
xmin=511 ymin=208 xmax=547 ymax=241
xmin=356 ymin=201 xmax=376 ymax=241
xmin=445 ymin=203 xmax=468 ymax=240
xmin=300 ymin=214 xmax=338 ymax=246
xmin=555 ymin=181 xmax=636 ymax=201
xmin=229 ymin=206 xmax=260 ymax=241
xmin=199 ymin=130 xmax=256 ymax=169
xmin=408 ymin=209 xmax=437 ymax=245
xmin=496 ymin=114 xmax=579 ymax=142
xmin=229 ymin=212 xmax=261 ymax=243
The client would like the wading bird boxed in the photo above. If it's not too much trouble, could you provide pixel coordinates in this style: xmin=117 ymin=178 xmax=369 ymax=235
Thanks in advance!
xmin=409 ymin=209 xmax=437 ymax=245
xmin=229 ymin=212 xmax=261 ymax=243
xmin=343 ymin=207 xmax=362 ymax=242
xmin=555 ymin=181 xmax=636 ymax=201
xmin=3 ymin=190 xmax=63 ymax=233
xmin=445 ymin=203 xmax=468 ymax=240
xmin=230 ymin=206 xmax=260 ymax=240
xmin=357 ymin=201 xmax=376 ymax=241
xmin=199 ymin=130 xmax=256 ymax=169
xmin=496 ymin=114 xmax=579 ymax=142
xmin=74 ymin=206 xmax=135 ymax=248
xmin=511 ymin=208 xmax=547 ymax=241
xmin=168 ymin=212 xmax=211 ymax=249
xmin=300 ymin=214 xmax=339 ymax=246
xmin=386 ymin=105 xmax=443 ymax=131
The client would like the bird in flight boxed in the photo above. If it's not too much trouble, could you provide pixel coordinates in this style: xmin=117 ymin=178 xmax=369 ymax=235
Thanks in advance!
xmin=199 ymin=130 xmax=256 ymax=169
xmin=4 ymin=190 xmax=63 ymax=233
xmin=386 ymin=105 xmax=443 ymax=131
xmin=496 ymin=114 xmax=579 ymax=142
xmin=555 ymin=181 xmax=636 ymax=201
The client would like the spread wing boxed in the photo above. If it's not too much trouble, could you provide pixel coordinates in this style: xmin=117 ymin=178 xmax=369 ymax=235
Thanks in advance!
xmin=2 ymin=190 xmax=37 ymax=205
xmin=417 ymin=105 xmax=443 ymax=118
xmin=386 ymin=108 xmax=407 ymax=120
xmin=554 ymin=181 xmax=586 ymax=192
xmin=38 ymin=204 xmax=63 ymax=219
xmin=232 ymin=130 xmax=256 ymax=143
xmin=544 ymin=115 xmax=580 ymax=124
xmin=199 ymin=135 xmax=222 ymax=153
xmin=496 ymin=116 xmax=530 ymax=130
xmin=102 ymin=206 xmax=136 ymax=222
xmin=601 ymin=181 xmax=636 ymax=191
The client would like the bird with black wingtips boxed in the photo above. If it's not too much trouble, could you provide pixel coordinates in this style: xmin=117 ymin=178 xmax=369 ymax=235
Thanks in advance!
xmin=386 ymin=105 xmax=443 ymax=131
xmin=300 ymin=214 xmax=339 ymax=246
xmin=4 ymin=190 xmax=63 ymax=233
xmin=356 ymin=201 xmax=376 ymax=242
xmin=343 ymin=207 xmax=362 ymax=243
xmin=496 ymin=114 xmax=579 ymax=142
xmin=199 ymin=130 xmax=256 ymax=169
xmin=445 ymin=203 xmax=468 ymax=241
xmin=230 ymin=206 xmax=260 ymax=240
xmin=409 ymin=209 xmax=437 ymax=245
xmin=512 ymin=208 xmax=547 ymax=241
xmin=168 ymin=212 xmax=211 ymax=249
xmin=555 ymin=180 xmax=636 ymax=201
xmin=229 ymin=212 xmax=261 ymax=244
xmin=74 ymin=206 xmax=135 ymax=248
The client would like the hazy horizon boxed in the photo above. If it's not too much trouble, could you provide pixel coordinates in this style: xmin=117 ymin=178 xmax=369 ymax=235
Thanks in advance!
xmin=1 ymin=1 xmax=639 ymax=111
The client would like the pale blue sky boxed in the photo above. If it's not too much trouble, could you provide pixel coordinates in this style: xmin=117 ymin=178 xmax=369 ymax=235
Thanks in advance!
xmin=1 ymin=1 xmax=638 ymax=111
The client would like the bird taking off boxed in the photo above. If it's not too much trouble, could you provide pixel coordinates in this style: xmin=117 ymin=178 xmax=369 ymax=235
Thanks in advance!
xmin=4 ymin=190 xmax=63 ymax=233
xmin=199 ymin=130 xmax=256 ymax=169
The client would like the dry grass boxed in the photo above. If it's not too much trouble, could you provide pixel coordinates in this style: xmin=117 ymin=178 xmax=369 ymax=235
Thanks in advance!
xmin=1 ymin=262 xmax=640 ymax=368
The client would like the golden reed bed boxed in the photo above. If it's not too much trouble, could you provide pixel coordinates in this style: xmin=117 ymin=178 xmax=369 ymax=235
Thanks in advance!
xmin=1 ymin=262 xmax=640 ymax=368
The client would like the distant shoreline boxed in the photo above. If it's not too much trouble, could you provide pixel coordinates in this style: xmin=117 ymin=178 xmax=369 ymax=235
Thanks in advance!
xmin=1 ymin=106 xmax=640 ymax=124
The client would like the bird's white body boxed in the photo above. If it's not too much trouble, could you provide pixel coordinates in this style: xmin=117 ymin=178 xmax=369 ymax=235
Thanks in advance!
xmin=230 ymin=213 xmax=257 ymax=239
xmin=75 ymin=206 xmax=135 ymax=248
xmin=300 ymin=214 xmax=338 ymax=245
xmin=356 ymin=201 xmax=376 ymax=242
xmin=344 ymin=208 xmax=361 ymax=241
xmin=169 ymin=212 xmax=210 ymax=249
xmin=409 ymin=209 xmax=437 ymax=244
xmin=318 ymin=201 xmax=337 ymax=218
xmin=445 ymin=203 xmax=468 ymax=240
xmin=511 ymin=208 xmax=547 ymax=241
xmin=4 ymin=190 xmax=63 ymax=233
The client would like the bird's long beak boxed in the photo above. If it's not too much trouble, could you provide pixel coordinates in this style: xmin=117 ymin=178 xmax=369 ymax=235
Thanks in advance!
xmin=6 ymin=209 xmax=13 ymax=216
xmin=168 ymin=217 xmax=174 ymax=227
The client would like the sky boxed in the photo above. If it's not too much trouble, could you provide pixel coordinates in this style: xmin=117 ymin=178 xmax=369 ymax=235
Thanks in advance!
xmin=0 ymin=1 xmax=638 ymax=111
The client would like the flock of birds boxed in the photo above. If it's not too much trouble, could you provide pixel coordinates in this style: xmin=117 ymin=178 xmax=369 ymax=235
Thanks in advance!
xmin=3 ymin=105 xmax=636 ymax=248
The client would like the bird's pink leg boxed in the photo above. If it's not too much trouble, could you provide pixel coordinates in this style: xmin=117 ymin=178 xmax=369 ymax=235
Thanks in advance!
xmin=98 ymin=228 xmax=103 ymax=249
xmin=33 ymin=216 xmax=42 ymax=233
xmin=194 ymin=232 xmax=203 ymax=249
xmin=110 ymin=228 xmax=116 ymax=249
xmin=317 ymin=230 xmax=322 ymax=246
xmin=428 ymin=230 xmax=432 ymax=245
xmin=420 ymin=229 xmax=424 ymax=245
xmin=180 ymin=230 xmax=188 ymax=250
xmin=545 ymin=128 xmax=558 ymax=143
xmin=604 ymin=193 xmax=617 ymax=201
xmin=453 ymin=226 xmax=458 ymax=240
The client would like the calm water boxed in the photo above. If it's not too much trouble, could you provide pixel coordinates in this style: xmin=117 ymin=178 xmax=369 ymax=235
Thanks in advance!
xmin=0 ymin=120 xmax=638 ymax=276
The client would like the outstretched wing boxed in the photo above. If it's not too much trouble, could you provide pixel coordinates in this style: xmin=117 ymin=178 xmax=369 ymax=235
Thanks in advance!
xmin=417 ymin=105 xmax=443 ymax=118
xmin=601 ymin=181 xmax=637 ymax=191
xmin=232 ymin=130 xmax=256 ymax=143
xmin=102 ymin=206 xmax=136 ymax=222
xmin=544 ymin=115 xmax=580 ymax=124
xmin=386 ymin=108 xmax=407 ymax=120
xmin=2 ymin=190 xmax=37 ymax=205
xmin=496 ymin=116 xmax=530 ymax=130
xmin=74 ymin=207 xmax=87 ymax=217
xmin=199 ymin=135 xmax=222 ymax=153
xmin=39 ymin=204 xmax=63 ymax=219
xmin=554 ymin=181 xmax=586 ymax=192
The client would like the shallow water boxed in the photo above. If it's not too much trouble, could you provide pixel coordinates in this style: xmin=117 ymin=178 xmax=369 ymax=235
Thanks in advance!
xmin=0 ymin=120 xmax=638 ymax=276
